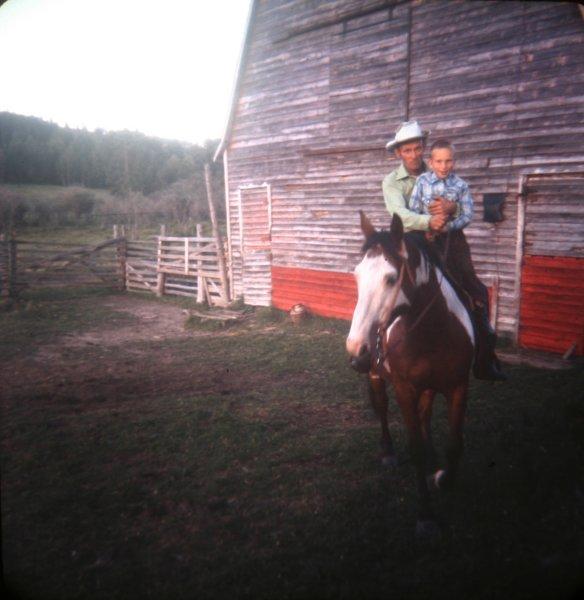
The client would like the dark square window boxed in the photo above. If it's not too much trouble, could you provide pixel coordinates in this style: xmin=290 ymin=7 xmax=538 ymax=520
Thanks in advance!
xmin=483 ymin=193 xmax=505 ymax=223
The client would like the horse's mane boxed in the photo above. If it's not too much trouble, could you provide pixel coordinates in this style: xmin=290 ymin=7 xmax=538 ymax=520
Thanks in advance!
xmin=362 ymin=230 xmax=401 ymax=259
xmin=362 ymin=229 xmax=467 ymax=303
xmin=362 ymin=230 xmax=429 ymax=264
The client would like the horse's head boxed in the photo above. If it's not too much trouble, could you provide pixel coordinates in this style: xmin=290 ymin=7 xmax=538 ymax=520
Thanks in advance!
xmin=346 ymin=212 xmax=409 ymax=372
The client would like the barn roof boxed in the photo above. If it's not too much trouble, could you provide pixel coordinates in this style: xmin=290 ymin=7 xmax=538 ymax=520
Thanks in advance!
xmin=214 ymin=0 xmax=257 ymax=162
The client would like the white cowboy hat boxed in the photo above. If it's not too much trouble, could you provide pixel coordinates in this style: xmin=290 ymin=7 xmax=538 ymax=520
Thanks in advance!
xmin=385 ymin=120 xmax=430 ymax=151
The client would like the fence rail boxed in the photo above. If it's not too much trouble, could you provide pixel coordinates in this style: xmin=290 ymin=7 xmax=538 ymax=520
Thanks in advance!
xmin=1 ymin=233 xmax=230 ymax=306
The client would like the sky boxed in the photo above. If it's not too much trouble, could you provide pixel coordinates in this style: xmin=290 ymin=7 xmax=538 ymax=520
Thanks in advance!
xmin=0 ymin=0 xmax=251 ymax=145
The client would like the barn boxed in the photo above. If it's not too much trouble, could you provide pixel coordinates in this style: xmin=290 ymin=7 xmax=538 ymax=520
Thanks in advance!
xmin=214 ymin=0 xmax=584 ymax=356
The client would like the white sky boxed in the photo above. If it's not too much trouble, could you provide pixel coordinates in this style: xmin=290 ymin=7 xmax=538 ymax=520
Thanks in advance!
xmin=0 ymin=0 xmax=251 ymax=145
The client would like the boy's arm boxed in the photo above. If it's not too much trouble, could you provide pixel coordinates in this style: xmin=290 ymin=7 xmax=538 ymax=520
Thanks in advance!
xmin=446 ymin=183 xmax=473 ymax=230
xmin=382 ymin=176 xmax=431 ymax=232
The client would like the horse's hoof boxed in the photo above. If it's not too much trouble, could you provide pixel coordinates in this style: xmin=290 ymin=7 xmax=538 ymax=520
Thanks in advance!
xmin=415 ymin=518 xmax=441 ymax=540
xmin=427 ymin=469 xmax=446 ymax=490
xmin=381 ymin=454 xmax=398 ymax=468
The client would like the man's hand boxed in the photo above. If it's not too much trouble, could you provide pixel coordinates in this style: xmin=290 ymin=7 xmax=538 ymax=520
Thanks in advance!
xmin=429 ymin=214 xmax=447 ymax=232
xmin=428 ymin=197 xmax=457 ymax=217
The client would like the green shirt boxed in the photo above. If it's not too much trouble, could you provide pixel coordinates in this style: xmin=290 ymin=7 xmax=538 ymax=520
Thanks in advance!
xmin=382 ymin=163 xmax=431 ymax=232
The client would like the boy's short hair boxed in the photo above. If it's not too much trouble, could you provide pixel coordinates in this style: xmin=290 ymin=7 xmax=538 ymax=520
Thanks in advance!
xmin=430 ymin=139 xmax=455 ymax=156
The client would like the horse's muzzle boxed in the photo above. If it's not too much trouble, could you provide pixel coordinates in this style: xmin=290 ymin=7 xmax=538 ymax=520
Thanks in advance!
xmin=349 ymin=349 xmax=372 ymax=373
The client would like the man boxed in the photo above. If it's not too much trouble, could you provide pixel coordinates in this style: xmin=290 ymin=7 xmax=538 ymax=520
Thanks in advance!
xmin=383 ymin=120 xmax=456 ymax=235
xmin=382 ymin=121 xmax=506 ymax=381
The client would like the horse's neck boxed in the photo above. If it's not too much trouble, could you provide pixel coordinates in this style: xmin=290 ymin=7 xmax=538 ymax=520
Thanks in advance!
xmin=411 ymin=248 xmax=431 ymax=288
xmin=403 ymin=247 xmax=453 ymax=315
xmin=408 ymin=249 xmax=475 ymax=344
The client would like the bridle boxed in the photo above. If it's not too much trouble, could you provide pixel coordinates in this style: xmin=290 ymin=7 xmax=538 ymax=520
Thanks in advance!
xmin=374 ymin=257 xmax=407 ymax=367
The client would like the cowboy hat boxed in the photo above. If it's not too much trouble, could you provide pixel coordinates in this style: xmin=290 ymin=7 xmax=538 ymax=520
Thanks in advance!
xmin=385 ymin=120 xmax=430 ymax=151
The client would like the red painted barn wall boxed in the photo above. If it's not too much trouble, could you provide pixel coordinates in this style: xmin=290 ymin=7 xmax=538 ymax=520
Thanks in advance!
xmin=272 ymin=265 xmax=499 ymax=326
xmin=271 ymin=266 xmax=356 ymax=320
xmin=519 ymin=256 xmax=584 ymax=356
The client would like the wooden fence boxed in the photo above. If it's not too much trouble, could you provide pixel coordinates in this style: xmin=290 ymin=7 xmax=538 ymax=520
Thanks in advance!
xmin=1 ymin=234 xmax=230 ymax=306
xmin=0 ymin=238 xmax=124 ymax=296
xmin=126 ymin=234 xmax=229 ymax=305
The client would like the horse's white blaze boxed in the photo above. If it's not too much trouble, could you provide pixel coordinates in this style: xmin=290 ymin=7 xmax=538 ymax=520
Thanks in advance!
xmin=347 ymin=253 xmax=406 ymax=355
xmin=437 ymin=270 xmax=475 ymax=346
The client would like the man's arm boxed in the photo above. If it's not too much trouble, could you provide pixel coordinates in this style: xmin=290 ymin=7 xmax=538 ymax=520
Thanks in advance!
xmin=382 ymin=177 xmax=431 ymax=232
xmin=446 ymin=183 xmax=473 ymax=230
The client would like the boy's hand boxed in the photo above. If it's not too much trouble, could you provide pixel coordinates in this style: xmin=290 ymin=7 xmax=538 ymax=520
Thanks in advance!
xmin=429 ymin=197 xmax=457 ymax=216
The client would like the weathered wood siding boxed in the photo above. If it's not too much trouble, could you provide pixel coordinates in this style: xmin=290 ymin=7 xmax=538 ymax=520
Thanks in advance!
xmin=222 ymin=0 xmax=584 ymax=340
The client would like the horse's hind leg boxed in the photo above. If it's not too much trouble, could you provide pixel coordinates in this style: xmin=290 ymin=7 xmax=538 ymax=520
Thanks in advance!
xmin=368 ymin=374 xmax=397 ymax=467
xmin=439 ymin=384 xmax=468 ymax=490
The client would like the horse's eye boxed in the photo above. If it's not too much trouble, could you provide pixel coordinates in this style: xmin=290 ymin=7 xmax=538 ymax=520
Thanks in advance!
xmin=385 ymin=274 xmax=397 ymax=286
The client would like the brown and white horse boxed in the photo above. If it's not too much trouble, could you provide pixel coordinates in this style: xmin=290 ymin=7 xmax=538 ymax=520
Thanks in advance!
xmin=346 ymin=211 xmax=475 ymax=535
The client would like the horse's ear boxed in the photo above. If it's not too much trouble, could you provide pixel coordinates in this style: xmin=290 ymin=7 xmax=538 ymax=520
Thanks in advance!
xmin=390 ymin=213 xmax=408 ymax=260
xmin=359 ymin=210 xmax=376 ymax=238
xmin=390 ymin=213 xmax=403 ymax=240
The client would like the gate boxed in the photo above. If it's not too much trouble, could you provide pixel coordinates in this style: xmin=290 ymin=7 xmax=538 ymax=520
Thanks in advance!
xmin=0 ymin=238 xmax=124 ymax=296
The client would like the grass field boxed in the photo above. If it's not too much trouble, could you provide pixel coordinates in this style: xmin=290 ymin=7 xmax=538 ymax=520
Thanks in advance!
xmin=1 ymin=288 xmax=583 ymax=600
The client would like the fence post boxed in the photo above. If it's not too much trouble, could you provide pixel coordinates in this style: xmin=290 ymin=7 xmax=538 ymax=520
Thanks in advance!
xmin=156 ymin=234 xmax=166 ymax=297
xmin=196 ymin=223 xmax=204 ymax=303
xmin=117 ymin=237 xmax=127 ymax=291
xmin=0 ymin=237 xmax=7 ymax=298
xmin=205 ymin=163 xmax=230 ymax=304
xmin=6 ymin=238 xmax=17 ymax=298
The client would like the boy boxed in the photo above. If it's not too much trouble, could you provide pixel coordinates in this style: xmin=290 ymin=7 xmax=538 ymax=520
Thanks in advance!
xmin=408 ymin=139 xmax=472 ymax=235
xmin=405 ymin=138 xmax=506 ymax=381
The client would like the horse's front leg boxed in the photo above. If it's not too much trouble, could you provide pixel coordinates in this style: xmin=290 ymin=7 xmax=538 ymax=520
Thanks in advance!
xmin=368 ymin=373 xmax=397 ymax=468
xmin=439 ymin=383 xmax=469 ymax=490
xmin=394 ymin=382 xmax=438 ymax=537
xmin=418 ymin=389 xmax=437 ymax=474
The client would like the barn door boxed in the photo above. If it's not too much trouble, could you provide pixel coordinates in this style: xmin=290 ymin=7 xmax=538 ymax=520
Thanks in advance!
xmin=239 ymin=184 xmax=272 ymax=307
xmin=518 ymin=174 xmax=584 ymax=356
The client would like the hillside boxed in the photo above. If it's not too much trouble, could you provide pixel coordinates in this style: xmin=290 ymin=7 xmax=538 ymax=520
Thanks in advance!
xmin=0 ymin=112 xmax=222 ymax=195
xmin=0 ymin=113 xmax=225 ymax=235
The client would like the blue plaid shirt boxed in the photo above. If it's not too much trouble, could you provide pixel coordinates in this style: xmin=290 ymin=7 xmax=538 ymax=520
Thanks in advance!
xmin=408 ymin=171 xmax=473 ymax=231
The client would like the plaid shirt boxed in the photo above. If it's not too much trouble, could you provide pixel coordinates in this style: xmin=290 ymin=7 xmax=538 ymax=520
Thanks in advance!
xmin=409 ymin=171 xmax=473 ymax=231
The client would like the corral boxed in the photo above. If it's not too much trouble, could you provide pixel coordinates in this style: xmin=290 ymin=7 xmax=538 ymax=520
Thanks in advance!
xmin=1 ymin=288 xmax=583 ymax=599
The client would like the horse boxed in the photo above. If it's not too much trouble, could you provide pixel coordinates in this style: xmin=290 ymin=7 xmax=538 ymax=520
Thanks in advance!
xmin=346 ymin=211 xmax=475 ymax=535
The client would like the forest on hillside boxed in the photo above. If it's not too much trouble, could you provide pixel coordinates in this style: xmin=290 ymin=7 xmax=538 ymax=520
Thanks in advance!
xmin=0 ymin=112 xmax=220 ymax=194
xmin=0 ymin=112 xmax=224 ymax=232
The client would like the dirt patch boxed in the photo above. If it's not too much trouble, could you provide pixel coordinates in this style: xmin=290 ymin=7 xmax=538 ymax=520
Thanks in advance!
xmin=2 ymin=294 xmax=371 ymax=435
xmin=3 ymin=295 xmax=221 ymax=407
xmin=39 ymin=295 xmax=196 ymax=357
